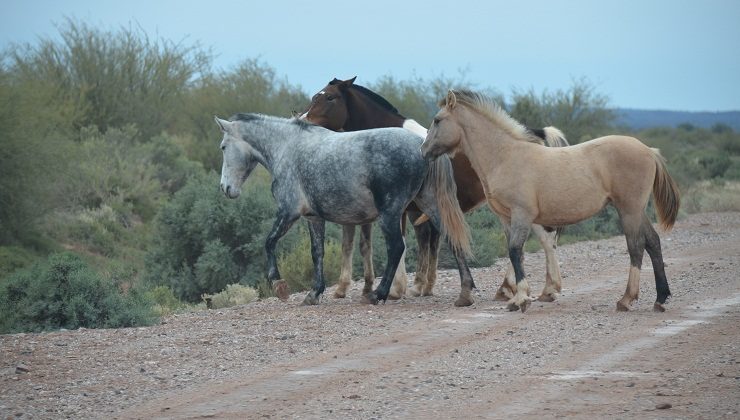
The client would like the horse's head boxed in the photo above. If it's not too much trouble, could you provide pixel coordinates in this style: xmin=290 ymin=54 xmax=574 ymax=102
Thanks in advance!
xmin=215 ymin=116 xmax=259 ymax=199
xmin=299 ymin=76 xmax=357 ymax=131
xmin=421 ymin=90 xmax=464 ymax=160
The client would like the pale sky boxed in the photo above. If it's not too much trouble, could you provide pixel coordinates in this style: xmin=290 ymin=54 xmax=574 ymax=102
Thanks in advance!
xmin=2 ymin=0 xmax=739 ymax=111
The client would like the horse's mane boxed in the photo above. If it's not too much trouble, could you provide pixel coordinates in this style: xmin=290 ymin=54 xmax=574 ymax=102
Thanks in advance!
xmin=230 ymin=112 xmax=317 ymax=131
xmin=332 ymin=82 xmax=403 ymax=117
xmin=443 ymin=90 xmax=540 ymax=144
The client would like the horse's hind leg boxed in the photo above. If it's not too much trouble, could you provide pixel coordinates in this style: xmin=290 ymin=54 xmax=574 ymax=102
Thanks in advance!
xmin=643 ymin=215 xmax=671 ymax=312
xmin=367 ymin=213 xmax=406 ymax=304
xmin=303 ymin=219 xmax=327 ymax=305
xmin=451 ymin=243 xmax=476 ymax=307
xmin=334 ymin=224 xmax=356 ymax=298
xmin=409 ymin=213 xmax=431 ymax=297
xmin=533 ymin=224 xmax=562 ymax=302
xmin=359 ymin=223 xmax=375 ymax=296
xmin=423 ymin=223 xmax=441 ymax=296
xmin=389 ymin=215 xmax=408 ymax=300
xmin=617 ymin=211 xmax=646 ymax=311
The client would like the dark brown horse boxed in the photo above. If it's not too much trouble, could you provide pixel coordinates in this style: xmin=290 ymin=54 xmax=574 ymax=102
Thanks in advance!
xmin=302 ymin=77 xmax=569 ymax=304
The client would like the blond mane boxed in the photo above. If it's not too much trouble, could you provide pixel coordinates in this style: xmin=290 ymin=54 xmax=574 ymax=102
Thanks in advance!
xmin=441 ymin=90 xmax=540 ymax=143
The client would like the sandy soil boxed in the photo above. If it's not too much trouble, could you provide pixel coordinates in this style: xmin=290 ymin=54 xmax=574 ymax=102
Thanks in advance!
xmin=1 ymin=212 xmax=739 ymax=419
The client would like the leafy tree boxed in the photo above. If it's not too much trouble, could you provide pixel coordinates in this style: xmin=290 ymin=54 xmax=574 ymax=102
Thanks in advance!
xmin=509 ymin=78 xmax=616 ymax=143
xmin=5 ymin=18 xmax=210 ymax=141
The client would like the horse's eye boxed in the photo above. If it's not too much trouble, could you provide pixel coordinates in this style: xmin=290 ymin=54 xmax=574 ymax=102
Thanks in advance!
xmin=433 ymin=118 xmax=441 ymax=125
xmin=221 ymin=145 xmax=226 ymax=151
xmin=326 ymin=95 xmax=335 ymax=101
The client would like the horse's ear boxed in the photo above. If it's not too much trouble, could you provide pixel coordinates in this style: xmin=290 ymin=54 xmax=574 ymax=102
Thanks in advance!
xmin=214 ymin=116 xmax=230 ymax=133
xmin=337 ymin=76 xmax=357 ymax=90
xmin=446 ymin=90 xmax=458 ymax=109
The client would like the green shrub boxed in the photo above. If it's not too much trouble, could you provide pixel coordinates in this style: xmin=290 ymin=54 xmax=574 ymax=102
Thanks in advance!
xmin=0 ymin=246 xmax=38 ymax=279
xmin=277 ymin=231 xmax=342 ymax=293
xmin=201 ymin=283 xmax=258 ymax=309
xmin=683 ymin=181 xmax=740 ymax=213
xmin=145 ymin=285 xmax=183 ymax=316
xmin=144 ymin=170 xmax=303 ymax=302
xmin=0 ymin=252 xmax=157 ymax=333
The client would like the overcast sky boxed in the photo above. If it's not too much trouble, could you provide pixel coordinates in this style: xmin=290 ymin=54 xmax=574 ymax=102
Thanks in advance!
xmin=2 ymin=0 xmax=739 ymax=111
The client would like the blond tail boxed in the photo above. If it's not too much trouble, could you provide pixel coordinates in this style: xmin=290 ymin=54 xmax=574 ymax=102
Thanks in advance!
xmin=428 ymin=155 xmax=472 ymax=257
xmin=542 ymin=126 xmax=570 ymax=148
xmin=651 ymin=149 xmax=680 ymax=231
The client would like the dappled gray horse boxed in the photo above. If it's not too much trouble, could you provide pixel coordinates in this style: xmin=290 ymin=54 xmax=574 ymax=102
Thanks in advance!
xmin=216 ymin=114 xmax=472 ymax=305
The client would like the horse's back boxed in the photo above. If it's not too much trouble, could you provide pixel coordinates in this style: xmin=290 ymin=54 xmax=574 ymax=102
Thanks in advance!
xmin=293 ymin=128 xmax=427 ymax=223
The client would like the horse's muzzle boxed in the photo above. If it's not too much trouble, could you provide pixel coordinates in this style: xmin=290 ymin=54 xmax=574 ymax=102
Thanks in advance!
xmin=221 ymin=183 xmax=240 ymax=199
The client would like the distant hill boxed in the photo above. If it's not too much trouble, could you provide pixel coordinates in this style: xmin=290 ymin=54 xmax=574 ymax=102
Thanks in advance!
xmin=615 ymin=109 xmax=740 ymax=131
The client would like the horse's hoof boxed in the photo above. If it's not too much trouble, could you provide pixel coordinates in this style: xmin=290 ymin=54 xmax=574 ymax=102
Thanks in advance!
xmin=272 ymin=280 xmax=290 ymax=301
xmin=653 ymin=302 xmax=666 ymax=312
xmin=387 ymin=292 xmax=403 ymax=300
xmin=333 ymin=290 xmax=346 ymax=299
xmin=302 ymin=292 xmax=320 ymax=306
xmin=519 ymin=299 xmax=531 ymax=313
xmin=454 ymin=295 xmax=474 ymax=307
xmin=361 ymin=293 xmax=380 ymax=305
xmin=507 ymin=302 xmax=520 ymax=312
xmin=495 ymin=288 xmax=513 ymax=302
xmin=538 ymin=293 xmax=556 ymax=303
xmin=616 ymin=301 xmax=630 ymax=312
xmin=408 ymin=288 xmax=422 ymax=297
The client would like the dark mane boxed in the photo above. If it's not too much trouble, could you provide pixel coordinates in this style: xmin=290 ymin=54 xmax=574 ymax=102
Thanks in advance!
xmin=352 ymin=85 xmax=403 ymax=116
xmin=230 ymin=112 xmax=315 ymax=131
xmin=327 ymin=80 xmax=403 ymax=117
xmin=291 ymin=117 xmax=317 ymax=131
xmin=230 ymin=113 xmax=262 ymax=122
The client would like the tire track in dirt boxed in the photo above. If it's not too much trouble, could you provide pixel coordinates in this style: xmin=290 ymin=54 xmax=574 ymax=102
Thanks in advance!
xmin=123 ymin=229 xmax=739 ymax=420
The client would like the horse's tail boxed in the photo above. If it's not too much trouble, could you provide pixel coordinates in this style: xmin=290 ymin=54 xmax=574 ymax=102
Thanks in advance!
xmin=426 ymin=155 xmax=472 ymax=257
xmin=543 ymin=126 xmax=570 ymax=147
xmin=650 ymin=148 xmax=681 ymax=231
xmin=541 ymin=126 xmax=569 ymax=244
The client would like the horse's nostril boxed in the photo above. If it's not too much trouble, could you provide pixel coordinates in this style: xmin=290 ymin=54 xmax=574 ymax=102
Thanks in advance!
xmin=225 ymin=185 xmax=231 ymax=195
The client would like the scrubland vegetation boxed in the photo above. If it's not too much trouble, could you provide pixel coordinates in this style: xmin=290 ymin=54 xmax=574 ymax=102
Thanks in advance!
xmin=1 ymin=21 xmax=738 ymax=333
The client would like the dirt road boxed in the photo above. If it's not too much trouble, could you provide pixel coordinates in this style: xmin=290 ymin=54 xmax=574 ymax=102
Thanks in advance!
xmin=1 ymin=212 xmax=739 ymax=419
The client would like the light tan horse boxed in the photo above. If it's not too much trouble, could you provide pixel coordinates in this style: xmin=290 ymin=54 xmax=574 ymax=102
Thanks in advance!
xmin=421 ymin=90 xmax=680 ymax=313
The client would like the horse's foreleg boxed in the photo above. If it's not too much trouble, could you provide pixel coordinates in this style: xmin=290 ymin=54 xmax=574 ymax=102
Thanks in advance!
xmin=366 ymin=215 xmax=405 ymax=304
xmin=505 ymin=216 xmax=534 ymax=313
xmin=616 ymin=211 xmax=646 ymax=312
xmin=495 ymin=264 xmax=518 ymax=301
xmin=303 ymin=219 xmax=327 ymax=306
xmin=334 ymin=225 xmax=356 ymax=299
xmin=532 ymin=224 xmax=562 ymax=302
xmin=495 ymin=221 xmax=518 ymax=301
xmin=359 ymin=224 xmax=375 ymax=296
xmin=643 ymin=214 xmax=671 ymax=312
xmin=265 ymin=213 xmax=299 ymax=301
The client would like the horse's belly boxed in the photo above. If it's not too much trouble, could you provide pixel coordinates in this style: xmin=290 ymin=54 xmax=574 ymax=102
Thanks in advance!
xmin=534 ymin=194 xmax=608 ymax=226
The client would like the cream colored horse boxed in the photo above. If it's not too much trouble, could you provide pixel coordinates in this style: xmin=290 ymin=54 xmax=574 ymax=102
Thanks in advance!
xmin=421 ymin=90 xmax=680 ymax=313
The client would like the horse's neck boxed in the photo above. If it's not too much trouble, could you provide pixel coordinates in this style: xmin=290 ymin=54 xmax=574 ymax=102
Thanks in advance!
xmin=239 ymin=121 xmax=291 ymax=170
xmin=344 ymin=90 xmax=405 ymax=130
xmin=459 ymin=110 xmax=520 ymax=177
